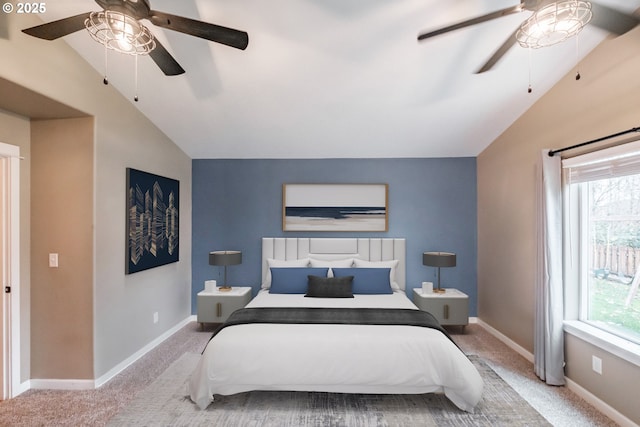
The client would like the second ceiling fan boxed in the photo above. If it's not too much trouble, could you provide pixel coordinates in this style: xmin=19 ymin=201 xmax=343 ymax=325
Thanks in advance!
xmin=417 ymin=1 xmax=639 ymax=73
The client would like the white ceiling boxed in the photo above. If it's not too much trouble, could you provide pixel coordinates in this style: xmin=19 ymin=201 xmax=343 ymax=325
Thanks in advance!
xmin=26 ymin=0 xmax=640 ymax=158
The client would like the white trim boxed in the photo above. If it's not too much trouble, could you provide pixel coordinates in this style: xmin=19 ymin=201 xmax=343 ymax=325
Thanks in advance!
xmin=30 ymin=378 xmax=95 ymax=391
xmin=565 ymin=377 xmax=638 ymax=427
xmin=30 ymin=316 xmax=194 ymax=391
xmin=14 ymin=380 xmax=29 ymax=396
xmin=93 ymin=316 xmax=194 ymax=387
xmin=0 ymin=142 xmax=20 ymax=399
xmin=14 ymin=379 xmax=29 ymax=396
xmin=477 ymin=319 xmax=534 ymax=363
xmin=564 ymin=320 xmax=640 ymax=367
xmin=478 ymin=320 xmax=636 ymax=425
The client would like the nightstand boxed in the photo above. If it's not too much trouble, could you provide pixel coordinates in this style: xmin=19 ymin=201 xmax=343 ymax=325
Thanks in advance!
xmin=197 ymin=287 xmax=252 ymax=328
xmin=412 ymin=288 xmax=469 ymax=330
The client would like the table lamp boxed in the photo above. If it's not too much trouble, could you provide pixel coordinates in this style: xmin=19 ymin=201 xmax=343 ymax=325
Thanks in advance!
xmin=423 ymin=251 xmax=456 ymax=293
xmin=209 ymin=250 xmax=242 ymax=291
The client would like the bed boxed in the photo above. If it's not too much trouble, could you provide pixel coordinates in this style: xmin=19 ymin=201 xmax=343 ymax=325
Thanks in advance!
xmin=189 ymin=238 xmax=483 ymax=412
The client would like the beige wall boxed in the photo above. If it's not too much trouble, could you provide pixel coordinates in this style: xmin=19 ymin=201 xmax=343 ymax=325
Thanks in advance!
xmin=0 ymin=13 xmax=192 ymax=383
xmin=30 ymin=117 xmax=94 ymax=379
xmin=478 ymin=28 xmax=640 ymax=423
xmin=565 ymin=334 xmax=640 ymax=423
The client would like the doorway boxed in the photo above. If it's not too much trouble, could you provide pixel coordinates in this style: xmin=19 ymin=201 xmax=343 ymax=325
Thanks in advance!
xmin=0 ymin=141 xmax=20 ymax=400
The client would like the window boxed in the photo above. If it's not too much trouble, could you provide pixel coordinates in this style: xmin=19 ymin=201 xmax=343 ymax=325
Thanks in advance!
xmin=564 ymin=142 xmax=640 ymax=346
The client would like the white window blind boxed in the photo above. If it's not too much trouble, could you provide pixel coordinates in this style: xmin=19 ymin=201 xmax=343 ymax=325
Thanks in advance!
xmin=562 ymin=139 xmax=640 ymax=183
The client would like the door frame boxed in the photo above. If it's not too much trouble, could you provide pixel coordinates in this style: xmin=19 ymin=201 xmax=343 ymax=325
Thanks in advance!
xmin=0 ymin=141 xmax=20 ymax=399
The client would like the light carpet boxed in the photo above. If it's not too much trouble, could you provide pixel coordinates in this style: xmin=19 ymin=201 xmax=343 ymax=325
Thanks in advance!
xmin=107 ymin=353 xmax=551 ymax=427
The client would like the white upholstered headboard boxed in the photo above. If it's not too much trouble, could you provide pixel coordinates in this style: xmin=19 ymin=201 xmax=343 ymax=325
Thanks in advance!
xmin=262 ymin=238 xmax=406 ymax=290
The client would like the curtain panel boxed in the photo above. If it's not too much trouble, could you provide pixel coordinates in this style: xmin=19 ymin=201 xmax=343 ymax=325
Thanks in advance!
xmin=534 ymin=149 xmax=565 ymax=385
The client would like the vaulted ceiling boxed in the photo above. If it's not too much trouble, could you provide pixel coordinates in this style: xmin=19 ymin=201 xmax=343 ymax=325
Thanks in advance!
xmin=20 ymin=0 xmax=640 ymax=158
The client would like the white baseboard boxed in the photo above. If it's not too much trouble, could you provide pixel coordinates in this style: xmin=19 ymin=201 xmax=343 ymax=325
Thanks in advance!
xmin=30 ymin=378 xmax=95 ymax=390
xmin=476 ymin=318 xmax=534 ymax=363
xmin=565 ymin=377 xmax=638 ymax=427
xmin=94 ymin=316 xmax=195 ymax=387
xmin=15 ymin=380 xmax=30 ymax=396
xmin=477 ymin=318 xmax=636 ymax=426
xmin=30 ymin=315 xmax=195 ymax=391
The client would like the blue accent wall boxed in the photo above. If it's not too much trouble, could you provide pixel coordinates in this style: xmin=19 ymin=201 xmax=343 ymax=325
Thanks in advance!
xmin=192 ymin=158 xmax=477 ymax=315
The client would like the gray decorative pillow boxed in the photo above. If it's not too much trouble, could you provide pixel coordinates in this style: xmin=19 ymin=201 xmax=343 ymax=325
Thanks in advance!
xmin=305 ymin=275 xmax=354 ymax=298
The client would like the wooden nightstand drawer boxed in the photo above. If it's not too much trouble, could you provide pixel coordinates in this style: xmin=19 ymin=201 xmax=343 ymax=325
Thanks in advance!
xmin=412 ymin=288 xmax=469 ymax=327
xmin=197 ymin=287 xmax=252 ymax=326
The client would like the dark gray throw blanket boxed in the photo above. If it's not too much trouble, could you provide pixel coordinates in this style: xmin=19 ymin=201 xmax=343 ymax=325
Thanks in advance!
xmin=206 ymin=307 xmax=456 ymax=351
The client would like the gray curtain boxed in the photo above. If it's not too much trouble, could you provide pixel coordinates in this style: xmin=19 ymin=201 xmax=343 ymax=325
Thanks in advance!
xmin=534 ymin=149 xmax=565 ymax=385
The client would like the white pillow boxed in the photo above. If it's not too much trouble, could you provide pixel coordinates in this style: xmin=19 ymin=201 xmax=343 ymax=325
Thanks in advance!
xmin=307 ymin=253 xmax=355 ymax=261
xmin=309 ymin=258 xmax=354 ymax=277
xmin=309 ymin=258 xmax=354 ymax=267
xmin=353 ymin=259 xmax=400 ymax=290
xmin=262 ymin=258 xmax=310 ymax=289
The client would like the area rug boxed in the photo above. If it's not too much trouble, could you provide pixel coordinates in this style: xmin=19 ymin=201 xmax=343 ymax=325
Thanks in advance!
xmin=107 ymin=353 xmax=551 ymax=427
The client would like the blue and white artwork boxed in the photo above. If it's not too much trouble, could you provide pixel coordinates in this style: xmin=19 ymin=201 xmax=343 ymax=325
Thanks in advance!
xmin=126 ymin=168 xmax=179 ymax=274
xmin=283 ymin=184 xmax=388 ymax=231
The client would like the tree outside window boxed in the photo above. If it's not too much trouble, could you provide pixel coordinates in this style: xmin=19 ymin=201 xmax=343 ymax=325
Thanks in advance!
xmin=586 ymin=174 xmax=640 ymax=343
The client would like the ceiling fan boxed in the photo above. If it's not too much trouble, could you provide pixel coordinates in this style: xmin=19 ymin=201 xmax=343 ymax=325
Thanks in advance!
xmin=22 ymin=0 xmax=249 ymax=76
xmin=417 ymin=0 xmax=639 ymax=74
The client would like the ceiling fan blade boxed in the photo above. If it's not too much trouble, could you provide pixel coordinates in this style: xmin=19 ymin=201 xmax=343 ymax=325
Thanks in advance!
xmin=589 ymin=2 xmax=639 ymax=35
xmin=148 ymin=11 xmax=248 ymax=50
xmin=22 ymin=12 xmax=91 ymax=40
xmin=148 ymin=37 xmax=185 ymax=76
xmin=418 ymin=3 xmax=524 ymax=41
xmin=475 ymin=28 xmax=518 ymax=74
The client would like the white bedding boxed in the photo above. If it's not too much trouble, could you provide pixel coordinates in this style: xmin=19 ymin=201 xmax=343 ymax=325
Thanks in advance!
xmin=189 ymin=290 xmax=483 ymax=412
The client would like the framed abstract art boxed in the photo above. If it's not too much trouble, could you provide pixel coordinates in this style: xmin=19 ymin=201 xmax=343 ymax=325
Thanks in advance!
xmin=126 ymin=168 xmax=179 ymax=274
xmin=283 ymin=184 xmax=388 ymax=232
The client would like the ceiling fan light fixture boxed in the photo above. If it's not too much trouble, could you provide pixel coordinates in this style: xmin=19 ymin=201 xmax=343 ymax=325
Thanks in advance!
xmin=516 ymin=1 xmax=592 ymax=49
xmin=85 ymin=10 xmax=156 ymax=55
